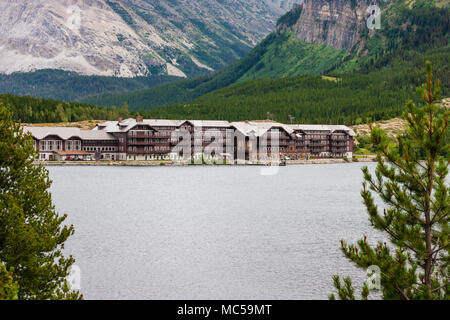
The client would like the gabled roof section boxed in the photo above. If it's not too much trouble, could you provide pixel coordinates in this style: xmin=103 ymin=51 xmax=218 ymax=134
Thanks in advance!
xmin=93 ymin=119 xmax=356 ymax=136
xmin=23 ymin=127 xmax=82 ymax=140
xmin=79 ymin=131 xmax=118 ymax=140
xmin=25 ymin=126 xmax=118 ymax=141
xmin=145 ymin=119 xmax=185 ymax=127
xmin=189 ymin=120 xmax=231 ymax=128
xmin=289 ymin=124 xmax=356 ymax=136
xmin=231 ymin=121 xmax=293 ymax=137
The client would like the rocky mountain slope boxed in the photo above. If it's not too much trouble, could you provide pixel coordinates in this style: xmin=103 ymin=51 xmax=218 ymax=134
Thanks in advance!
xmin=276 ymin=0 xmax=369 ymax=52
xmin=81 ymin=0 xmax=449 ymax=110
xmin=0 ymin=0 xmax=299 ymax=78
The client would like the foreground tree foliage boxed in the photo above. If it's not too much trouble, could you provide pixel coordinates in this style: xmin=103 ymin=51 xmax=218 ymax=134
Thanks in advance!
xmin=0 ymin=103 xmax=82 ymax=300
xmin=330 ymin=62 xmax=449 ymax=300
xmin=0 ymin=262 xmax=19 ymax=300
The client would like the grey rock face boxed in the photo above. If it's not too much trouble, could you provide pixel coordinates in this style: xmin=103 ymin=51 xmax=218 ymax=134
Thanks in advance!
xmin=285 ymin=0 xmax=369 ymax=52
xmin=0 ymin=0 xmax=294 ymax=77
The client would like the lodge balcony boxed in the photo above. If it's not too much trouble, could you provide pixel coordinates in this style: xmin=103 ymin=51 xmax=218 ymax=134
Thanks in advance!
xmin=127 ymin=141 xmax=170 ymax=146
xmin=264 ymin=135 xmax=291 ymax=140
xmin=259 ymin=141 xmax=291 ymax=146
xmin=331 ymin=147 xmax=349 ymax=152
xmin=331 ymin=143 xmax=348 ymax=147
xmin=127 ymin=149 xmax=171 ymax=154
xmin=309 ymin=143 xmax=329 ymax=147
xmin=331 ymin=137 xmax=350 ymax=141
xmin=128 ymin=132 xmax=173 ymax=138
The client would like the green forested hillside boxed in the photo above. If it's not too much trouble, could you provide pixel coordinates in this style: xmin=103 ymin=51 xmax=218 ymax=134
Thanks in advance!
xmin=80 ymin=33 xmax=281 ymax=109
xmin=356 ymin=0 xmax=450 ymax=73
xmin=0 ymin=70 xmax=180 ymax=102
xmin=237 ymin=32 xmax=350 ymax=81
xmin=80 ymin=30 xmax=353 ymax=110
xmin=2 ymin=44 xmax=448 ymax=126
xmin=146 ymin=46 xmax=449 ymax=125
xmin=0 ymin=94 xmax=132 ymax=123
xmin=81 ymin=0 xmax=449 ymax=111
xmin=3 ymin=0 xmax=448 ymax=127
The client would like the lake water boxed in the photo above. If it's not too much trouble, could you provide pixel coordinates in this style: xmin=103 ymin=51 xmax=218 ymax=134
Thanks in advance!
xmin=48 ymin=163 xmax=385 ymax=300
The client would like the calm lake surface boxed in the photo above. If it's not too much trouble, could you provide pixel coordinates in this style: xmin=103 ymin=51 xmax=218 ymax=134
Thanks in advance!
xmin=48 ymin=163 xmax=385 ymax=300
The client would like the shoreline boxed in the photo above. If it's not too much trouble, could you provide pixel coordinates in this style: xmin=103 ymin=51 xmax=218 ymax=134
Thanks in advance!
xmin=37 ymin=157 xmax=376 ymax=167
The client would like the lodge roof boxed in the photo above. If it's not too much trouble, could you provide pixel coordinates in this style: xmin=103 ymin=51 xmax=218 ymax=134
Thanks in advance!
xmin=24 ymin=126 xmax=118 ymax=140
xmin=290 ymin=124 xmax=357 ymax=136
xmin=79 ymin=130 xmax=118 ymax=140
xmin=189 ymin=120 xmax=231 ymax=128
xmin=23 ymin=127 xmax=82 ymax=140
xmin=26 ymin=119 xmax=356 ymax=140
xmin=231 ymin=121 xmax=293 ymax=137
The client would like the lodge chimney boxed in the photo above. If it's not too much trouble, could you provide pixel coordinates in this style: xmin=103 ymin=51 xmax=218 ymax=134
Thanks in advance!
xmin=136 ymin=115 xmax=144 ymax=123
xmin=118 ymin=117 xmax=123 ymax=123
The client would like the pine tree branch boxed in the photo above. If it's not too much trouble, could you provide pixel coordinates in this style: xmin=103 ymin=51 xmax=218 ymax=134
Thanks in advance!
xmin=431 ymin=209 xmax=449 ymax=224
xmin=377 ymin=146 xmax=427 ymax=193
xmin=366 ymin=177 xmax=425 ymax=225
xmin=431 ymin=282 xmax=449 ymax=293
xmin=413 ymin=159 xmax=427 ymax=171
xmin=431 ymin=243 xmax=450 ymax=256
xmin=377 ymin=222 xmax=420 ymax=255
xmin=394 ymin=283 xmax=410 ymax=300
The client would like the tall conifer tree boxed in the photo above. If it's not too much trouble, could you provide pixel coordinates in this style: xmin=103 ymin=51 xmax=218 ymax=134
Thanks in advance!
xmin=330 ymin=62 xmax=449 ymax=300
xmin=0 ymin=103 xmax=82 ymax=300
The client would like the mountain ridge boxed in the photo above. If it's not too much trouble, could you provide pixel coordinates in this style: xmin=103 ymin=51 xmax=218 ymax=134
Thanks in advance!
xmin=0 ymin=0 xmax=297 ymax=78
xmin=81 ymin=0 xmax=449 ymax=110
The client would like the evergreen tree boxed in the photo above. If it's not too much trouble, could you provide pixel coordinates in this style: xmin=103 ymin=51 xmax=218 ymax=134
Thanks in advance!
xmin=119 ymin=102 xmax=130 ymax=118
xmin=330 ymin=62 xmax=449 ymax=300
xmin=0 ymin=103 xmax=82 ymax=300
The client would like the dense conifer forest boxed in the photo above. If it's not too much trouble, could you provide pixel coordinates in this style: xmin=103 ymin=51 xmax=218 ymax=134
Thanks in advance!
xmin=80 ymin=1 xmax=450 ymax=111
xmin=1 ymin=0 xmax=448 ymax=127
xmin=0 ymin=94 xmax=131 ymax=123
xmin=145 ymin=46 xmax=449 ymax=125
xmin=0 ymin=70 xmax=180 ymax=102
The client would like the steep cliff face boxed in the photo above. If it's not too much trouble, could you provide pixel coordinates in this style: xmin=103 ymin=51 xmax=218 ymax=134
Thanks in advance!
xmin=278 ymin=0 xmax=369 ymax=52
xmin=0 ymin=0 xmax=297 ymax=78
xmin=0 ymin=0 xmax=152 ymax=78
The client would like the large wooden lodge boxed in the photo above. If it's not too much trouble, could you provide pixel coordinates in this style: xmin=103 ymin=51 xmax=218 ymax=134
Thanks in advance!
xmin=24 ymin=116 xmax=356 ymax=162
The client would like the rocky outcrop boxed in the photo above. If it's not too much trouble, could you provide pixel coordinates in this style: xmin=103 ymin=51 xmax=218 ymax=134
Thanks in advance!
xmin=278 ymin=0 xmax=370 ymax=52
xmin=0 ymin=0 xmax=158 ymax=77
xmin=0 ymin=0 xmax=296 ymax=77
